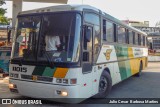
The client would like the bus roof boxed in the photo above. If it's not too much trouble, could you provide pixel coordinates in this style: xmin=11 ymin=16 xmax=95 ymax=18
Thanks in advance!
xmin=19 ymin=4 xmax=100 ymax=15
xmin=19 ymin=4 xmax=147 ymax=36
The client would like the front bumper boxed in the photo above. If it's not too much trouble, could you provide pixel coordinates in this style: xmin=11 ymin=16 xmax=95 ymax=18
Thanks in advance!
xmin=9 ymin=79 xmax=86 ymax=103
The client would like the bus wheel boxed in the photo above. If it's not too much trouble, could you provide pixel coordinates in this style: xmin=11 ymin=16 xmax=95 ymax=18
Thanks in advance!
xmin=93 ymin=71 xmax=112 ymax=98
xmin=136 ymin=62 xmax=143 ymax=77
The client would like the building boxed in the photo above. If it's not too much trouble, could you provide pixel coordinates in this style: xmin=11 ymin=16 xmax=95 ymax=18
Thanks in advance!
xmin=148 ymin=33 xmax=160 ymax=52
xmin=134 ymin=27 xmax=160 ymax=34
xmin=122 ymin=20 xmax=149 ymax=27
xmin=122 ymin=20 xmax=160 ymax=34
xmin=122 ymin=20 xmax=160 ymax=52
xmin=147 ymin=33 xmax=160 ymax=61
xmin=129 ymin=21 xmax=149 ymax=27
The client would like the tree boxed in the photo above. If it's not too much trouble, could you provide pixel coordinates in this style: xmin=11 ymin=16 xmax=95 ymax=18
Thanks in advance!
xmin=0 ymin=0 xmax=9 ymax=24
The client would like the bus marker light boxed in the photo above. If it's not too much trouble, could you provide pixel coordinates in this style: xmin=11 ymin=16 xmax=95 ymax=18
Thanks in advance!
xmin=10 ymin=73 xmax=14 ymax=77
xmin=10 ymin=73 xmax=19 ymax=78
xmin=56 ymin=79 xmax=62 ymax=83
xmin=14 ymin=74 xmax=19 ymax=78
xmin=63 ymin=79 xmax=68 ymax=84
xmin=70 ymin=79 xmax=77 ymax=84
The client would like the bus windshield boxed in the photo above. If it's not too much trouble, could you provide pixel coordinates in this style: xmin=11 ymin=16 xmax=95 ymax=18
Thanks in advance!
xmin=12 ymin=13 xmax=81 ymax=65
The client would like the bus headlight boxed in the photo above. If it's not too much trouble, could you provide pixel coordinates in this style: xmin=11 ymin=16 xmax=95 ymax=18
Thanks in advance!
xmin=61 ymin=91 xmax=68 ymax=96
xmin=56 ymin=90 xmax=68 ymax=96
xmin=9 ymin=83 xmax=17 ymax=89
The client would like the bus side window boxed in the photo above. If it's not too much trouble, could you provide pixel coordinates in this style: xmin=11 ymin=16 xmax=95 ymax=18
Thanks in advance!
xmin=146 ymin=37 xmax=148 ymax=47
xmin=84 ymin=12 xmax=100 ymax=63
xmin=103 ymin=20 xmax=106 ymax=41
xmin=141 ymin=35 xmax=143 ymax=46
xmin=117 ymin=25 xmax=126 ymax=44
xmin=106 ymin=21 xmax=114 ymax=42
xmin=135 ymin=33 xmax=138 ymax=45
xmin=129 ymin=30 xmax=133 ymax=44
xmin=138 ymin=34 xmax=141 ymax=46
xmin=114 ymin=24 xmax=117 ymax=42
xmin=103 ymin=19 xmax=114 ymax=42
xmin=126 ymin=29 xmax=129 ymax=44
xmin=143 ymin=36 xmax=145 ymax=46
xmin=133 ymin=32 xmax=135 ymax=44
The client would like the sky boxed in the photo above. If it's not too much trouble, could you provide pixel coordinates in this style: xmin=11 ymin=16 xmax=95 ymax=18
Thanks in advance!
xmin=1 ymin=0 xmax=160 ymax=27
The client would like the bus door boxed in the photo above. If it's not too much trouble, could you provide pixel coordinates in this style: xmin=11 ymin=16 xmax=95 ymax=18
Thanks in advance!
xmin=82 ymin=24 xmax=99 ymax=95
xmin=82 ymin=25 xmax=93 ymax=73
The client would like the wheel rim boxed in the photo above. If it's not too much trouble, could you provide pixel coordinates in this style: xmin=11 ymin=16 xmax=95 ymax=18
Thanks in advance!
xmin=99 ymin=76 xmax=108 ymax=92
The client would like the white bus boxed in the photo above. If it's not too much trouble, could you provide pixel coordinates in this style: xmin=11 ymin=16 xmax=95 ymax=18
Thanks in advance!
xmin=9 ymin=5 xmax=148 ymax=103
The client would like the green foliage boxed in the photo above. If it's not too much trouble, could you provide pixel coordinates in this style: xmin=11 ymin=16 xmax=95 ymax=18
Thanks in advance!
xmin=0 ymin=0 xmax=8 ymax=24
xmin=0 ymin=8 xmax=6 ymax=16
xmin=0 ymin=16 xmax=9 ymax=24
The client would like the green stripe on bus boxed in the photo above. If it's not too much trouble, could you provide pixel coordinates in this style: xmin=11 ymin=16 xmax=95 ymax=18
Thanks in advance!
xmin=32 ymin=66 xmax=46 ymax=76
xmin=42 ymin=67 xmax=56 ymax=77
xmin=125 ymin=60 xmax=132 ymax=77
xmin=118 ymin=62 xmax=127 ymax=80
xmin=114 ymin=45 xmax=132 ymax=80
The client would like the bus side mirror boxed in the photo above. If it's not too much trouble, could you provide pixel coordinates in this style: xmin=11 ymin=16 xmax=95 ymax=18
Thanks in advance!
xmin=84 ymin=27 xmax=91 ymax=42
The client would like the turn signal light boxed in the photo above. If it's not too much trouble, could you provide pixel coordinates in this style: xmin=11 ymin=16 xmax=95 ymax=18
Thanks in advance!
xmin=70 ymin=79 xmax=77 ymax=84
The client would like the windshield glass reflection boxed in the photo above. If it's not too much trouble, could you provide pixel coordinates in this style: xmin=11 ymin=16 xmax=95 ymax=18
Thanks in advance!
xmin=12 ymin=13 xmax=81 ymax=65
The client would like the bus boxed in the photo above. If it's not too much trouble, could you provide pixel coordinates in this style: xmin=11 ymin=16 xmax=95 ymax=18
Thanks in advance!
xmin=9 ymin=5 xmax=148 ymax=103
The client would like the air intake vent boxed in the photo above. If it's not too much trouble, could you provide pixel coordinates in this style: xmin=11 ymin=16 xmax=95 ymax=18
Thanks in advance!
xmin=21 ymin=74 xmax=53 ymax=82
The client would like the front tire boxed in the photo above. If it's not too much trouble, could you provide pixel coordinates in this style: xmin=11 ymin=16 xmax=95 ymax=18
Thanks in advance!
xmin=93 ymin=71 xmax=112 ymax=98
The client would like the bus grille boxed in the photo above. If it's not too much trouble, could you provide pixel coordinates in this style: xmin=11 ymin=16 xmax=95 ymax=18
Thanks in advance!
xmin=21 ymin=74 xmax=53 ymax=82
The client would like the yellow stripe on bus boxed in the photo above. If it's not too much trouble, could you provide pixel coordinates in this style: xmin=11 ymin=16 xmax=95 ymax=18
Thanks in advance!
xmin=128 ymin=47 xmax=139 ymax=75
xmin=53 ymin=68 xmax=69 ymax=78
